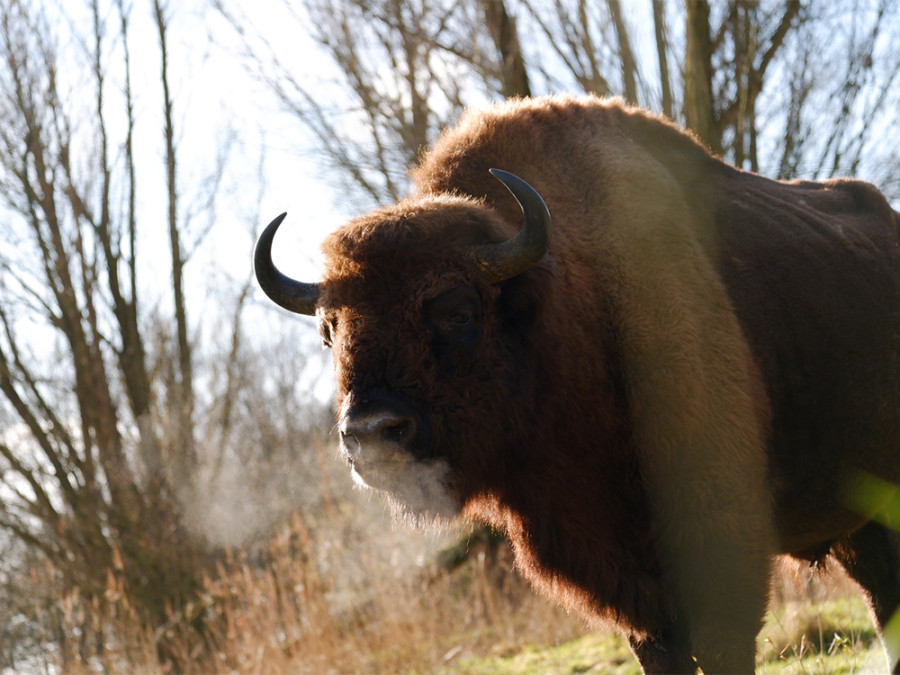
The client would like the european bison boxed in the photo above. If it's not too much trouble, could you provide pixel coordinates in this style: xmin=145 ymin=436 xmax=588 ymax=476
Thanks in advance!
xmin=254 ymin=95 xmax=900 ymax=673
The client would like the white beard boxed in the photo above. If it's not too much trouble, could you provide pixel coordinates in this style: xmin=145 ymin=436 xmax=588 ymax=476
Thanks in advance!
xmin=350 ymin=455 xmax=462 ymax=528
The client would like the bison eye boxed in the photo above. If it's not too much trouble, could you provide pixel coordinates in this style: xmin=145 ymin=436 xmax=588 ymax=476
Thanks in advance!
xmin=448 ymin=312 xmax=470 ymax=326
xmin=424 ymin=286 xmax=483 ymax=343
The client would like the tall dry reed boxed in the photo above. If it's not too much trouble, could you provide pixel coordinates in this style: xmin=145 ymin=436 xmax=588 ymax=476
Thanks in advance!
xmin=34 ymin=508 xmax=586 ymax=674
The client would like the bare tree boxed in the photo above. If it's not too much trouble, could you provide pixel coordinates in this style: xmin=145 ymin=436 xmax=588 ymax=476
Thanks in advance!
xmin=153 ymin=0 xmax=196 ymax=486
xmin=235 ymin=0 xmax=897 ymax=201
xmin=682 ymin=0 xmax=719 ymax=152
xmin=607 ymin=0 xmax=638 ymax=103
xmin=217 ymin=0 xmax=529 ymax=206
xmin=0 ymin=0 xmax=232 ymax=665
xmin=522 ymin=0 xmax=617 ymax=97
xmin=804 ymin=0 xmax=900 ymax=183
xmin=481 ymin=0 xmax=531 ymax=97
xmin=652 ymin=0 xmax=674 ymax=119
xmin=0 ymin=0 xmax=345 ymax=659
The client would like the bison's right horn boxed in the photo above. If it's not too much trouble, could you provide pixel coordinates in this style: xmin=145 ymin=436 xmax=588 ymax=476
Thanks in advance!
xmin=470 ymin=169 xmax=552 ymax=283
xmin=253 ymin=213 xmax=320 ymax=315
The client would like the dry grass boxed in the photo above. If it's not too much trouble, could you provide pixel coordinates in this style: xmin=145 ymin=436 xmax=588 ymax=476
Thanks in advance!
xmin=758 ymin=562 xmax=884 ymax=674
xmin=34 ymin=507 xmax=587 ymax=674
xmin=27 ymin=501 xmax=889 ymax=674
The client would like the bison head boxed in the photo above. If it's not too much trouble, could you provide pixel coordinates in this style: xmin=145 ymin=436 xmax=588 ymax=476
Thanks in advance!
xmin=254 ymin=170 xmax=553 ymax=525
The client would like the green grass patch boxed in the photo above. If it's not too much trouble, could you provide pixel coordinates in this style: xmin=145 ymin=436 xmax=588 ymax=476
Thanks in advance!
xmin=758 ymin=595 xmax=885 ymax=674
xmin=430 ymin=595 xmax=887 ymax=674
xmin=434 ymin=631 xmax=639 ymax=675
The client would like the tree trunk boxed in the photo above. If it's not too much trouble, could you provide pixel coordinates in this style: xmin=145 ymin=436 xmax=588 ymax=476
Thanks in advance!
xmin=482 ymin=0 xmax=531 ymax=98
xmin=652 ymin=0 xmax=673 ymax=118
xmin=683 ymin=0 xmax=720 ymax=153
xmin=154 ymin=0 xmax=195 ymax=478
xmin=607 ymin=0 xmax=637 ymax=104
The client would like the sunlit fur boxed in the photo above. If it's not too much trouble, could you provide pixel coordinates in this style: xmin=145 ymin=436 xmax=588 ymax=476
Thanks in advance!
xmin=312 ymin=95 xmax=900 ymax=674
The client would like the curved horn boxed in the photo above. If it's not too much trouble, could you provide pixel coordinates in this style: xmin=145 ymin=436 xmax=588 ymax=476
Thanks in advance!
xmin=253 ymin=213 xmax=320 ymax=315
xmin=471 ymin=169 xmax=552 ymax=283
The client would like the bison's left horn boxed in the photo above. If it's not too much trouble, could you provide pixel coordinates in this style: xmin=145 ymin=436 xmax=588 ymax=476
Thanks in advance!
xmin=471 ymin=169 xmax=552 ymax=283
xmin=253 ymin=212 xmax=320 ymax=315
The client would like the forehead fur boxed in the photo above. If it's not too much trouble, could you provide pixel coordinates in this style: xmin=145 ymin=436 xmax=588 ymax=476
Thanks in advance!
xmin=320 ymin=194 xmax=511 ymax=283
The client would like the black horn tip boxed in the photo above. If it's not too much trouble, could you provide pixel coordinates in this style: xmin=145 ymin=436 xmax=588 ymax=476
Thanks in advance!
xmin=253 ymin=212 xmax=320 ymax=316
xmin=488 ymin=167 xmax=522 ymax=187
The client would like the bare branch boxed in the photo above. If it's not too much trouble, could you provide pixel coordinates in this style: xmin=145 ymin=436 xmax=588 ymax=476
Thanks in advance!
xmin=153 ymin=0 xmax=195 ymax=480
xmin=607 ymin=0 xmax=637 ymax=103
xmin=481 ymin=0 xmax=531 ymax=97
xmin=652 ymin=0 xmax=674 ymax=118
xmin=756 ymin=0 xmax=802 ymax=80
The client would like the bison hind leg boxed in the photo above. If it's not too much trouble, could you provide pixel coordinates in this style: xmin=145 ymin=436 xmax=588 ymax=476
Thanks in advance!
xmin=830 ymin=521 xmax=900 ymax=673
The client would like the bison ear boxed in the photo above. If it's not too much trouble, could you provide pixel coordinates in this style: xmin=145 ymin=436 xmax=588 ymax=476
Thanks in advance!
xmin=498 ymin=255 xmax=555 ymax=331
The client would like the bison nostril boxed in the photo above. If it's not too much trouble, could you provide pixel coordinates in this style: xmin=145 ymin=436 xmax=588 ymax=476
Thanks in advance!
xmin=340 ymin=409 xmax=419 ymax=453
xmin=340 ymin=430 xmax=361 ymax=458
xmin=381 ymin=418 xmax=415 ymax=444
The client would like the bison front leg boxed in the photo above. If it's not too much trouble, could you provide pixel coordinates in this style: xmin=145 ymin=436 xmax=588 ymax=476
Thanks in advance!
xmin=608 ymin=199 xmax=776 ymax=674
xmin=629 ymin=591 xmax=763 ymax=674
xmin=628 ymin=624 xmax=696 ymax=674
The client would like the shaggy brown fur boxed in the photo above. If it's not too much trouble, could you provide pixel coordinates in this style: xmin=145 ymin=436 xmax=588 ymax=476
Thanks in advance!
xmin=282 ymin=96 xmax=900 ymax=673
